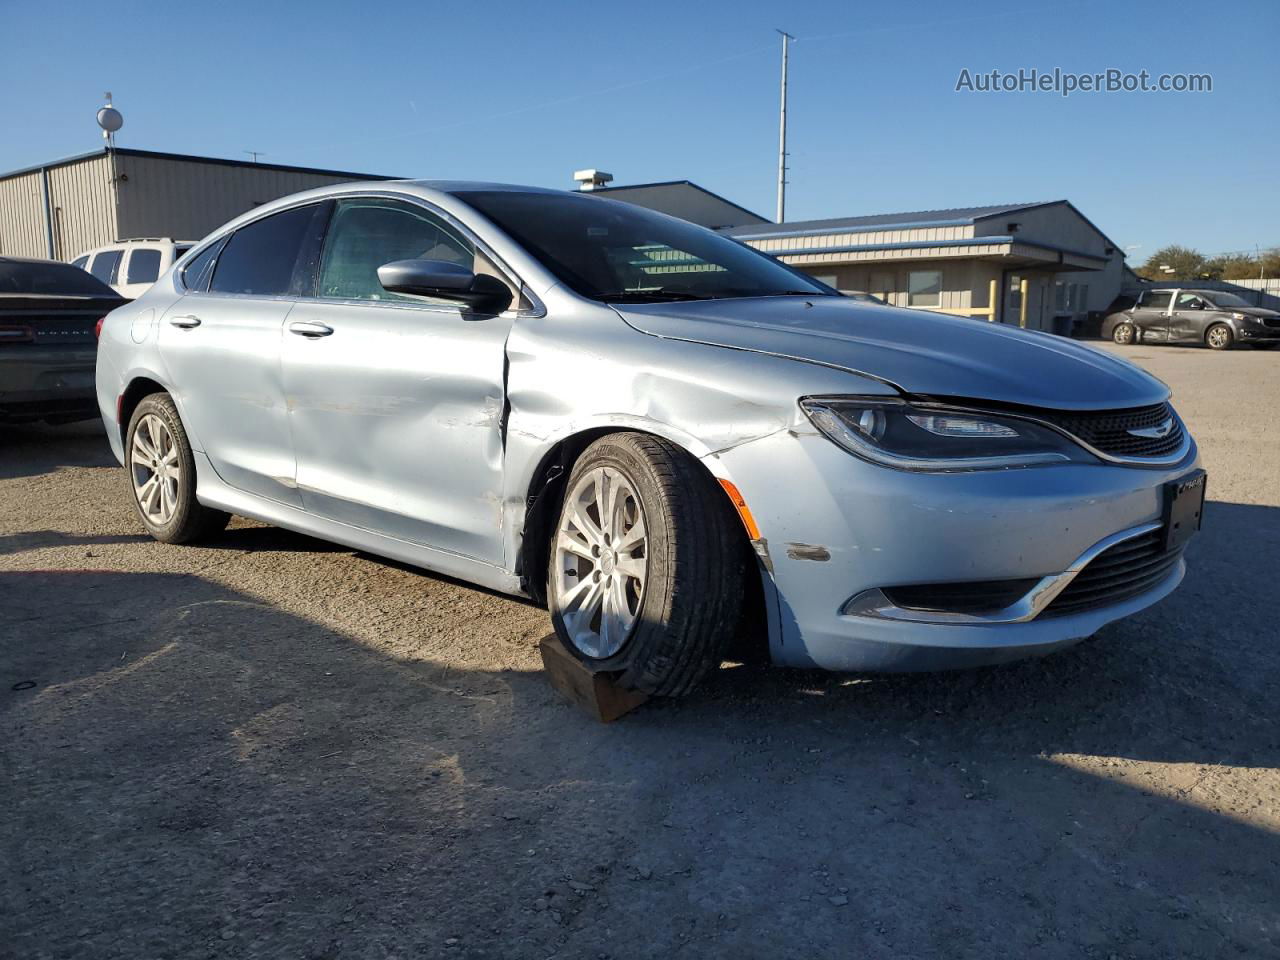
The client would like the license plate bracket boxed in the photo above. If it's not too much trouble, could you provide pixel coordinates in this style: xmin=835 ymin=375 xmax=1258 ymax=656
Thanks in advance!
xmin=1162 ymin=469 xmax=1206 ymax=551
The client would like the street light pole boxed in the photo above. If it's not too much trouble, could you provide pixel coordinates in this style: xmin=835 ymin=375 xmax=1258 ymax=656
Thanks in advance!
xmin=776 ymin=30 xmax=793 ymax=224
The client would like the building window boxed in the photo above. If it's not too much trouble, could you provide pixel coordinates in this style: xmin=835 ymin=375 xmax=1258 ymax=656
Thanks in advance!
xmin=907 ymin=270 xmax=942 ymax=307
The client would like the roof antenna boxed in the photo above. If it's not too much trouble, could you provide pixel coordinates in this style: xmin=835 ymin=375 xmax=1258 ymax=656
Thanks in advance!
xmin=96 ymin=92 xmax=123 ymax=151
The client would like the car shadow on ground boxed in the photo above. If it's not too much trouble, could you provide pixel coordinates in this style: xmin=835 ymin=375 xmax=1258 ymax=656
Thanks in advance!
xmin=0 ymin=421 xmax=114 ymax=481
xmin=3 ymin=499 xmax=1277 ymax=958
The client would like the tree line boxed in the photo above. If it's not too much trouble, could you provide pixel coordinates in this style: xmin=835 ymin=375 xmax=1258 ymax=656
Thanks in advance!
xmin=1136 ymin=245 xmax=1280 ymax=282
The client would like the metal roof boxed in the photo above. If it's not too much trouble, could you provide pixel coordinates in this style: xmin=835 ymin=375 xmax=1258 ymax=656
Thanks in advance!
xmin=725 ymin=200 xmax=1127 ymax=259
xmin=725 ymin=202 xmax=1052 ymax=238
xmin=587 ymin=179 xmax=770 ymax=224
xmin=0 ymin=147 xmax=398 ymax=183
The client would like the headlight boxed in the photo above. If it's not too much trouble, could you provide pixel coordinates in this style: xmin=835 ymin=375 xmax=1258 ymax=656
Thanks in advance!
xmin=800 ymin=397 xmax=1096 ymax=471
xmin=1230 ymin=312 xmax=1251 ymax=322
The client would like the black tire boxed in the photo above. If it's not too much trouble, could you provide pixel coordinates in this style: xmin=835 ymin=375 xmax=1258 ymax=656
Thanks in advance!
xmin=547 ymin=433 xmax=746 ymax=698
xmin=1205 ymin=323 xmax=1234 ymax=350
xmin=1112 ymin=322 xmax=1136 ymax=345
xmin=125 ymin=393 xmax=230 ymax=544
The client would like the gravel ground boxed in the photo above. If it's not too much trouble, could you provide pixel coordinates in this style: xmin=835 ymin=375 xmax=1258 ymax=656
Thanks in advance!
xmin=2 ymin=343 xmax=1278 ymax=959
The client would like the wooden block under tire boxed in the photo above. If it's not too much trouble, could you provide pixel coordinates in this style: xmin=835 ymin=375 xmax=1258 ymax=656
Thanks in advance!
xmin=538 ymin=634 xmax=650 ymax=723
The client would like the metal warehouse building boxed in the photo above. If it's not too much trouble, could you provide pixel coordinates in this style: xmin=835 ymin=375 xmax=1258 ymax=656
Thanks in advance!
xmin=0 ymin=148 xmax=394 ymax=262
xmin=721 ymin=201 xmax=1130 ymax=333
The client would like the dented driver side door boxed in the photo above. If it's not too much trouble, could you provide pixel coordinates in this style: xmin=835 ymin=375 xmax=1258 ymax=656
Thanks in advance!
xmin=279 ymin=197 xmax=513 ymax=565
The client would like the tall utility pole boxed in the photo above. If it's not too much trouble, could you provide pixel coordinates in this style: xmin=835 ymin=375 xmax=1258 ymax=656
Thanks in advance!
xmin=776 ymin=30 xmax=793 ymax=224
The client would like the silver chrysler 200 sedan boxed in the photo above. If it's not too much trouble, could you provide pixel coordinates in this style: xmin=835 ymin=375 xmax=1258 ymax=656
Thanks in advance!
xmin=95 ymin=182 xmax=1205 ymax=696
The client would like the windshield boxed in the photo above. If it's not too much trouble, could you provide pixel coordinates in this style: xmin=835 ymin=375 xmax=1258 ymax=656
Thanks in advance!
xmin=0 ymin=260 xmax=121 ymax=297
xmin=454 ymin=190 xmax=833 ymax=303
xmin=1204 ymin=291 xmax=1250 ymax=308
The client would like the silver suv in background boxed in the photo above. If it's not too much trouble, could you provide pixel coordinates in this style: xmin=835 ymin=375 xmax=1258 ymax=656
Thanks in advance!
xmin=72 ymin=239 xmax=194 ymax=300
xmin=1104 ymin=288 xmax=1280 ymax=350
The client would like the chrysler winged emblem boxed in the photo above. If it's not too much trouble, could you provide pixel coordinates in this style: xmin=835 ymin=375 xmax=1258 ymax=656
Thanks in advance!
xmin=1128 ymin=418 xmax=1174 ymax=439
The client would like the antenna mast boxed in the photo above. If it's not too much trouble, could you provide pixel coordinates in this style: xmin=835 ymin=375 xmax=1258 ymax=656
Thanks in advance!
xmin=775 ymin=31 xmax=793 ymax=223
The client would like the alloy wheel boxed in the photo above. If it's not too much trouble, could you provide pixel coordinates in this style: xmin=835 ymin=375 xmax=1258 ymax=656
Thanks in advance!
xmin=131 ymin=413 xmax=180 ymax=525
xmin=553 ymin=466 xmax=648 ymax=659
xmin=1207 ymin=326 xmax=1231 ymax=349
xmin=1114 ymin=323 xmax=1135 ymax=344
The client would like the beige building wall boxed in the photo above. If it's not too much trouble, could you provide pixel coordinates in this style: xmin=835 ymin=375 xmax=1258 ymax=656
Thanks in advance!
xmin=0 ymin=155 xmax=119 ymax=260
xmin=112 ymin=153 xmax=371 ymax=245
xmin=1 ymin=150 xmax=390 ymax=262
xmin=46 ymin=154 xmax=118 ymax=261
xmin=798 ymin=259 xmax=996 ymax=317
xmin=0 ymin=169 xmax=48 ymax=258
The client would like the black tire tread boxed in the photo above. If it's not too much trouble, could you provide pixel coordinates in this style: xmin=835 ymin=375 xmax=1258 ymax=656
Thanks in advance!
xmin=550 ymin=433 xmax=745 ymax=698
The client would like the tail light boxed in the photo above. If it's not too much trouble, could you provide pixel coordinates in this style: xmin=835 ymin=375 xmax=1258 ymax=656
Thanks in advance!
xmin=0 ymin=325 xmax=35 ymax=344
xmin=95 ymin=316 xmax=106 ymax=340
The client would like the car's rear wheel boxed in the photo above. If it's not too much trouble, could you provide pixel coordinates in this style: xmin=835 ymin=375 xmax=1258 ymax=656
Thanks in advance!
xmin=547 ymin=433 xmax=745 ymax=697
xmin=1205 ymin=323 xmax=1234 ymax=350
xmin=1112 ymin=322 xmax=1137 ymax=345
xmin=126 ymin=394 xmax=230 ymax=544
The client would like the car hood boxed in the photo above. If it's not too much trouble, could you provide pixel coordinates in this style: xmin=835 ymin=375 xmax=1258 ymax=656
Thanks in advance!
xmin=614 ymin=297 xmax=1170 ymax=411
xmin=1231 ymin=306 xmax=1280 ymax=318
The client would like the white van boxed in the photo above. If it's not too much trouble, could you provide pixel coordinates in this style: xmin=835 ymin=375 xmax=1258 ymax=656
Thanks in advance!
xmin=71 ymin=239 xmax=195 ymax=299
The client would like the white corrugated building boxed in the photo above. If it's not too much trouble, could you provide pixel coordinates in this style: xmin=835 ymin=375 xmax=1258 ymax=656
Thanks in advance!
xmin=0 ymin=148 xmax=394 ymax=262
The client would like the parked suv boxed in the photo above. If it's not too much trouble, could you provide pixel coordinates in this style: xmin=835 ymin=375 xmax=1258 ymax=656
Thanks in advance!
xmin=95 ymin=182 xmax=1203 ymax=697
xmin=72 ymin=240 xmax=194 ymax=299
xmin=1103 ymin=288 xmax=1280 ymax=350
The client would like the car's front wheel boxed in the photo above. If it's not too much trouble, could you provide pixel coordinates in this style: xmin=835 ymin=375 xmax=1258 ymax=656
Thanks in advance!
xmin=126 ymin=394 xmax=230 ymax=544
xmin=547 ymin=433 xmax=746 ymax=697
xmin=1205 ymin=323 xmax=1234 ymax=350
xmin=1112 ymin=322 xmax=1137 ymax=345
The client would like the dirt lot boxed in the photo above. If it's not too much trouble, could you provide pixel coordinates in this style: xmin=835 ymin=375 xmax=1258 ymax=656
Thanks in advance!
xmin=2 ymin=343 xmax=1278 ymax=959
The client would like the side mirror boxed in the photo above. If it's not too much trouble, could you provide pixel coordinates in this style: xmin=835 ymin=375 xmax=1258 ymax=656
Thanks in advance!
xmin=377 ymin=259 xmax=513 ymax=314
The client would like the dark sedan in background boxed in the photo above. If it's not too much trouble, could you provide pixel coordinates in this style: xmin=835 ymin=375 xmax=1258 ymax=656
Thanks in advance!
xmin=1103 ymin=287 xmax=1280 ymax=350
xmin=1 ymin=257 xmax=126 ymax=424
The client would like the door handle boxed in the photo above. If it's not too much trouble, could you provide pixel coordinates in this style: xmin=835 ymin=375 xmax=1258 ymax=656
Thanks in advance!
xmin=168 ymin=315 xmax=201 ymax=328
xmin=288 ymin=321 xmax=334 ymax=338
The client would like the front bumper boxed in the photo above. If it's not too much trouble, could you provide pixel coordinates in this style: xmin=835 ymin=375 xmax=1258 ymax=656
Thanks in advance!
xmin=709 ymin=426 xmax=1199 ymax=671
xmin=1236 ymin=322 xmax=1280 ymax=342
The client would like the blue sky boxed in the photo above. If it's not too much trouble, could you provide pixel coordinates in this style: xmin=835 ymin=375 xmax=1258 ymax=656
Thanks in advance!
xmin=4 ymin=0 xmax=1276 ymax=260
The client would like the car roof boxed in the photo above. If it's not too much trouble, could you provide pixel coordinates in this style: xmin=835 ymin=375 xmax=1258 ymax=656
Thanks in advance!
xmin=0 ymin=255 xmax=71 ymax=265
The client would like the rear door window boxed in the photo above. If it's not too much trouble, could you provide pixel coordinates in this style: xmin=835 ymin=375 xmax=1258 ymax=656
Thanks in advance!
xmin=72 ymin=255 xmax=89 ymax=270
xmin=209 ymin=204 xmax=318 ymax=296
xmin=126 ymin=249 xmax=162 ymax=284
xmin=90 ymin=250 xmax=123 ymax=285
xmin=1140 ymin=291 xmax=1173 ymax=312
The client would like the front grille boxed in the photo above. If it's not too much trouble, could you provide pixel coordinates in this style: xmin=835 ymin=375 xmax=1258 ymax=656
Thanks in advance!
xmin=1262 ymin=317 xmax=1280 ymax=329
xmin=882 ymin=578 xmax=1040 ymax=615
xmin=1033 ymin=402 xmax=1184 ymax=459
xmin=1043 ymin=529 xmax=1182 ymax=618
